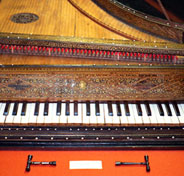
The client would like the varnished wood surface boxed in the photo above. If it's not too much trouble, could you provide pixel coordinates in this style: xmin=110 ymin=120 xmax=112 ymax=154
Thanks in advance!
xmin=0 ymin=62 xmax=183 ymax=102
xmin=0 ymin=0 xmax=183 ymax=102
xmin=69 ymin=0 xmax=166 ymax=42
xmin=0 ymin=0 xmax=183 ymax=62
xmin=0 ymin=54 xmax=130 ymax=66
xmin=0 ymin=54 xmax=183 ymax=67
xmin=0 ymin=0 xmax=127 ymax=40
xmin=92 ymin=0 xmax=184 ymax=43
xmin=0 ymin=0 xmax=170 ymax=43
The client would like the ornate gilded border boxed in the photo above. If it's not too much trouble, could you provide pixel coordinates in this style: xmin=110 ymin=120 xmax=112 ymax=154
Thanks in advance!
xmin=0 ymin=32 xmax=184 ymax=55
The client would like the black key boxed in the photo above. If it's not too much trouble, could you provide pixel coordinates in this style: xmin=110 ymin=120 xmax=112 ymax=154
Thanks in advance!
xmin=107 ymin=101 xmax=113 ymax=116
xmin=34 ymin=102 xmax=40 ymax=116
xmin=145 ymin=102 xmax=151 ymax=116
xmin=95 ymin=101 xmax=100 ymax=116
xmin=86 ymin=101 xmax=90 ymax=116
xmin=56 ymin=102 xmax=61 ymax=116
xmin=3 ymin=102 xmax=10 ymax=116
xmin=65 ymin=101 xmax=70 ymax=116
xmin=74 ymin=101 xmax=78 ymax=116
xmin=136 ymin=102 xmax=142 ymax=116
xmin=165 ymin=102 xmax=172 ymax=116
xmin=124 ymin=102 xmax=130 ymax=116
xmin=21 ymin=102 xmax=27 ymax=116
xmin=172 ymin=102 xmax=180 ymax=116
xmin=116 ymin=101 xmax=121 ymax=116
xmin=157 ymin=102 xmax=164 ymax=116
xmin=44 ymin=102 xmax=49 ymax=116
xmin=12 ymin=102 xmax=18 ymax=116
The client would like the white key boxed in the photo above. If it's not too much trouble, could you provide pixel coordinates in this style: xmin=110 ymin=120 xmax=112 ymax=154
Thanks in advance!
xmin=89 ymin=103 xmax=97 ymax=124
xmin=76 ymin=103 xmax=82 ymax=123
xmin=5 ymin=103 xmax=14 ymax=124
xmin=180 ymin=104 xmax=184 ymax=113
xmin=141 ymin=104 xmax=150 ymax=124
xmin=68 ymin=103 xmax=82 ymax=123
xmin=0 ymin=103 xmax=6 ymax=124
xmin=149 ymin=104 xmax=158 ymax=124
xmin=82 ymin=103 xmax=90 ymax=124
xmin=21 ymin=103 xmax=30 ymax=124
xmin=161 ymin=104 xmax=172 ymax=124
xmin=51 ymin=103 xmax=60 ymax=124
xmin=36 ymin=103 xmax=45 ymax=124
xmin=178 ymin=104 xmax=184 ymax=124
xmin=59 ymin=103 xmax=68 ymax=123
xmin=152 ymin=104 xmax=165 ymax=124
xmin=75 ymin=103 xmax=82 ymax=123
xmin=0 ymin=103 xmax=2 ymax=111
xmin=127 ymin=104 xmax=136 ymax=124
xmin=67 ymin=103 xmax=74 ymax=123
xmin=169 ymin=103 xmax=179 ymax=124
xmin=112 ymin=104 xmax=120 ymax=124
xmin=132 ymin=104 xmax=143 ymax=124
xmin=104 ymin=103 xmax=113 ymax=124
xmin=120 ymin=104 xmax=128 ymax=124
xmin=44 ymin=103 xmax=53 ymax=124
xmin=83 ymin=103 xmax=97 ymax=124
xmin=97 ymin=103 xmax=105 ymax=124
xmin=28 ymin=103 xmax=37 ymax=124
xmin=13 ymin=103 xmax=22 ymax=124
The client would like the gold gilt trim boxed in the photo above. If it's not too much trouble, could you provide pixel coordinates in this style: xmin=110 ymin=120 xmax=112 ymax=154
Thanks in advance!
xmin=0 ymin=32 xmax=184 ymax=55
xmin=0 ymin=65 xmax=183 ymax=72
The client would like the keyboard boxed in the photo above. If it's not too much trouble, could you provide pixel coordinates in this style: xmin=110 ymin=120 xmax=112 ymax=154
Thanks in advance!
xmin=0 ymin=101 xmax=183 ymax=126
xmin=0 ymin=101 xmax=184 ymax=149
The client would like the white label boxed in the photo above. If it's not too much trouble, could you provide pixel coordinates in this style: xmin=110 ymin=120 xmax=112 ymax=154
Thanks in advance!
xmin=69 ymin=161 xmax=102 ymax=169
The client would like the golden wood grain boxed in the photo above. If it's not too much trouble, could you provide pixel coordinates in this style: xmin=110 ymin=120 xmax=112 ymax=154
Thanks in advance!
xmin=0 ymin=0 xmax=127 ymax=40
xmin=69 ymin=0 xmax=167 ymax=42
xmin=1 ymin=54 xmax=183 ymax=67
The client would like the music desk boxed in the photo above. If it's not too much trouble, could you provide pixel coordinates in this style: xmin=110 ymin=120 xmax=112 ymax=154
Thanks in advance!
xmin=0 ymin=150 xmax=183 ymax=176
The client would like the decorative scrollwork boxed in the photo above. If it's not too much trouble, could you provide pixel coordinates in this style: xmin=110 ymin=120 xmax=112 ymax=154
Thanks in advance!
xmin=10 ymin=13 xmax=39 ymax=24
